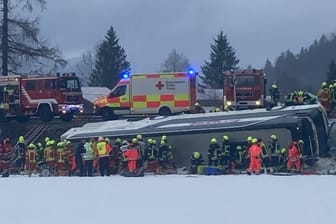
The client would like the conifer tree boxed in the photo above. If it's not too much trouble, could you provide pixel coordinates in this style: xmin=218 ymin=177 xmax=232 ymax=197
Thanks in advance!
xmin=326 ymin=59 xmax=336 ymax=82
xmin=89 ymin=26 xmax=131 ymax=88
xmin=201 ymin=31 xmax=239 ymax=88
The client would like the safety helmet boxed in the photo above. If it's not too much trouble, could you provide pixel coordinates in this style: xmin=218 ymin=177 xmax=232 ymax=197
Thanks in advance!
xmin=322 ymin=82 xmax=328 ymax=88
xmin=330 ymin=84 xmax=334 ymax=89
xmin=193 ymin=152 xmax=200 ymax=159
xmin=280 ymin=148 xmax=287 ymax=154
xmin=333 ymin=83 xmax=336 ymax=88
xmin=132 ymin=138 xmax=138 ymax=144
xmin=271 ymin=84 xmax=277 ymax=88
xmin=161 ymin=135 xmax=167 ymax=140
xmin=50 ymin=140 xmax=56 ymax=145
xmin=298 ymin=91 xmax=304 ymax=96
xmin=57 ymin=142 xmax=63 ymax=147
xmin=298 ymin=139 xmax=304 ymax=144
xmin=223 ymin=135 xmax=229 ymax=141
xmin=105 ymin=137 xmax=110 ymax=143
xmin=236 ymin=145 xmax=242 ymax=151
xmin=122 ymin=140 xmax=128 ymax=146
xmin=28 ymin=143 xmax=35 ymax=149
xmin=210 ymin=138 xmax=217 ymax=143
xmin=152 ymin=139 xmax=157 ymax=145
xmin=136 ymin=134 xmax=142 ymax=140
xmin=45 ymin=137 xmax=50 ymax=143
xmin=37 ymin=142 xmax=43 ymax=148
xmin=160 ymin=140 xmax=165 ymax=145
xmin=247 ymin=136 xmax=253 ymax=142
xmin=115 ymin=138 xmax=121 ymax=143
xmin=251 ymin=138 xmax=258 ymax=143
xmin=98 ymin=137 xmax=104 ymax=141
xmin=65 ymin=140 xmax=71 ymax=145
xmin=147 ymin=138 xmax=153 ymax=144
xmin=215 ymin=107 xmax=222 ymax=112
xmin=194 ymin=102 xmax=200 ymax=107
xmin=270 ymin=135 xmax=277 ymax=140
xmin=18 ymin=136 xmax=24 ymax=143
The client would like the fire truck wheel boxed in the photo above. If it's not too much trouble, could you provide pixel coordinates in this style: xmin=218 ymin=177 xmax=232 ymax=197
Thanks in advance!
xmin=38 ymin=105 xmax=53 ymax=122
xmin=159 ymin=107 xmax=171 ymax=116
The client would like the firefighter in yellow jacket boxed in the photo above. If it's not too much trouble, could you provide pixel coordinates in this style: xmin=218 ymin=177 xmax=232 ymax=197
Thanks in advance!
xmin=25 ymin=143 xmax=37 ymax=176
xmin=96 ymin=137 xmax=111 ymax=176
xmin=56 ymin=142 xmax=67 ymax=176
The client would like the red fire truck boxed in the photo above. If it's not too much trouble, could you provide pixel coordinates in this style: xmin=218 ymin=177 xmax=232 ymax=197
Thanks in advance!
xmin=223 ymin=69 xmax=267 ymax=109
xmin=0 ymin=73 xmax=83 ymax=122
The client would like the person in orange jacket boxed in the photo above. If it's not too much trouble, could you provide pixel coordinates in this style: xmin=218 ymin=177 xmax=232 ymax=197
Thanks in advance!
xmin=287 ymin=141 xmax=301 ymax=173
xmin=123 ymin=141 xmax=139 ymax=173
xmin=248 ymin=138 xmax=262 ymax=175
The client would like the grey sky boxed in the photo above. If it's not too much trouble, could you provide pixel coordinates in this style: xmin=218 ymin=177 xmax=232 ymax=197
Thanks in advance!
xmin=38 ymin=0 xmax=336 ymax=73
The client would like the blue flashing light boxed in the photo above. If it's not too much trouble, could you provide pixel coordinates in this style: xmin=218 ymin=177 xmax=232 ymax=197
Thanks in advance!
xmin=187 ymin=68 xmax=196 ymax=75
xmin=121 ymin=71 xmax=130 ymax=79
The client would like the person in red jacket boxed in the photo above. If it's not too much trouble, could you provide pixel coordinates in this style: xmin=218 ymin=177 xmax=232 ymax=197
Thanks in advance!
xmin=287 ymin=141 xmax=301 ymax=172
xmin=0 ymin=138 xmax=14 ymax=177
xmin=123 ymin=143 xmax=139 ymax=173
xmin=248 ymin=138 xmax=262 ymax=175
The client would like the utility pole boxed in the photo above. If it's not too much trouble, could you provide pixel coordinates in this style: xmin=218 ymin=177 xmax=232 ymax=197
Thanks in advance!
xmin=2 ymin=0 xmax=9 ymax=76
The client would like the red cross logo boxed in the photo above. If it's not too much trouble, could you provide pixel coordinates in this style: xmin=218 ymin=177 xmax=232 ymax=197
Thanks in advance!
xmin=156 ymin=81 xmax=164 ymax=90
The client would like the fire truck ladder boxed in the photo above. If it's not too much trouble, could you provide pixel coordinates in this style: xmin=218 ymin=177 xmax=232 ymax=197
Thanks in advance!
xmin=24 ymin=124 xmax=49 ymax=145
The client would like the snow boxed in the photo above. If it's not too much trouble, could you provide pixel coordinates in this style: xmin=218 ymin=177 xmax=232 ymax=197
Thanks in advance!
xmin=1 ymin=175 xmax=335 ymax=224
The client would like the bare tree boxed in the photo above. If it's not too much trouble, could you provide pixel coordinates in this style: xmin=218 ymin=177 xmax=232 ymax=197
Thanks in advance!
xmin=161 ymin=49 xmax=190 ymax=72
xmin=1 ymin=0 xmax=66 ymax=76
xmin=76 ymin=51 xmax=94 ymax=86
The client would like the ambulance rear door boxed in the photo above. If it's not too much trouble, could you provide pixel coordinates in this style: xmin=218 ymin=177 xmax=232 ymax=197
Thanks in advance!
xmin=130 ymin=73 xmax=191 ymax=115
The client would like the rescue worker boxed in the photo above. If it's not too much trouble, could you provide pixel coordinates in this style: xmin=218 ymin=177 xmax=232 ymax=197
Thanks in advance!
xmin=207 ymin=138 xmax=221 ymax=167
xmin=296 ymin=90 xmax=305 ymax=104
xmin=83 ymin=139 xmax=95 ymax=176
xmin=136 ymin=134 xmax=145 ymax=168
xmin=96 ymin=136 xmax=111 ymax=176
xmin=220 ymin=135 xmax=231 ymax=168
xmin=330 ymin=83 xmax=336 ymax=113
xmin=123 ymin=141 xmax=139 ymax=173
xmin=285 ymin=91 xmax=298 ymax=106
xmin=268 ymin=135 xmax=280 ymax=154
xmin=44 ymin=137 xmax=50 ymax=148
xmin=158 ymin=140 xmax=170 ymax=171
xmin=56 ymin=142 xmax=67 ymax=176
xmin=270 ymin=84 xmax=280 ymax=105
xmin=36 ymin=142 xmax=44 ymax=171
xmin=191 ymin=102 xmax=205 ymax=114
xmin=64 ymin=141 xmax=75 ymax=176
xmin=235 ymin=145 xmax=246 ymax=169
xmin=0 ymin=138 xmax=13 ymax=177
xmin=75 ymin=139 xmax=86 ymax=176
xmin=25 ymin=143 xmax=38 ymax=177
xmin=317 ymin=82 xmax=331 ymax=113
xmin=145 ymin=138 xmax=159 ymax=172
xmin=287 ymin=141 xmax=301 ymax=173
xmin=267 ymin=135 xmax=282 ymax=171
xmin=44 ymin=140 xmax=56 ymax=175
xmin=248 ymin=138 xmax=262 ymax=175
xmin=189 ymin=151 xmax=205 ymax=174
xmin=110 ymin=138 xmax=122 ymax=174
xmin=15 ymin=135 xmax=26 ymax=172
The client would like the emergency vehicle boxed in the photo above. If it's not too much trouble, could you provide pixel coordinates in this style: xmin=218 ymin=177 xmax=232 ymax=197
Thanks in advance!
xmin=93 ymin=70 xmax=197 ymax=120
xmin=0 ymin=73 xmax=83 ymax=122
xmin=223 ymin=69 xmax=266 ymax=109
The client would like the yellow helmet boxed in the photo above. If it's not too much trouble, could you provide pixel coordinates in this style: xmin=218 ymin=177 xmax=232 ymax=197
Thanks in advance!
xmin=45 ymin=137 xmax=50 ymax=143
xmin=251 ymin=138 xmax=258 ymax=143
xmin=28 ymin=143 xmax=35 ymax=149
xmin=193 ymin=152 xmax=200 ymax=159
xmin=194 ymin=102 xmax=200 ymax=106
xmin=271 ymin=84 xmax=277 ymax=88
xmin=322 ymin=82 xmax=328 ymax=88
xmin=330 ymin=84 xmax=334 ymax=88
xmin=115 ymin=138 xmax=121 ymax=143
xmin=132 ymin=138 xmax=138 ymax=144
xmin=160 ymin=140 xmax=165 ymax=145
xmin=270 ymin=135 xmax=277 ymax=140
xmin=136 ymin=134 xmax=142 ymax=140
xmin=223 ymin=135 xmax=229 ymax=141
xmin=281 ymin=148 xmax=287 ymax=154
xmin=18 ymin=136 xmax=25 ymax=143
xmin=161 ymin=135 xmax=167 ymax=140
xmin=333 ymin=83 xmax=336 ymax=88
xmin=247 ymin=136 xmax=253 ymax=142
xmin=236 ymin=145 xmax=242 ymax=151
xmin=147 ymin=138 xmax=153 ymax=144
xmin=298 ymin=91 xmax=304 ymax=96
xmin=210 ymin=138 xmax=217 ymax=143
xmin=152 ymin=139 xmax=157 ymax=145
xmin=37 ymin=142 xmax=43 ymax=148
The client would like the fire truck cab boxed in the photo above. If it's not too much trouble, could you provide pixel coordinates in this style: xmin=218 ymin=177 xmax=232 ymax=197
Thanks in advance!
xmin=223 ymin=69 xmax=267 ymax=110
xmin=93 ymin=70 xmax=197 ymax=120
xmin=0 ymin=73 xmax=83 ymax=122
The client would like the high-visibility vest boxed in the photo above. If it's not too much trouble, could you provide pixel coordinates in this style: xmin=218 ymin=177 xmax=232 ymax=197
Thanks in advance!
xmin=56 ymin=148 xmax=66 ymax=163
xmin=96 ymin=141 xmax=110 ymax=157
xmin=44 ymin=147 xmax=55 ymax=162
xmin=83 ymin=142 xmax=95 ymax=160
xmin=26 ymin=150 xmax=36 ymax=163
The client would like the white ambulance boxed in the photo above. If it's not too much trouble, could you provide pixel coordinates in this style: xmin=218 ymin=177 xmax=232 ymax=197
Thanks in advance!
xmin=93 ymin=71 xmax=197 ymax=120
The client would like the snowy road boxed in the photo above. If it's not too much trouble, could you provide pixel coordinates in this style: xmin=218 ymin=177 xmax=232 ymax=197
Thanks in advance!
xmin=0 ymin=175 xmax=335 ymax=224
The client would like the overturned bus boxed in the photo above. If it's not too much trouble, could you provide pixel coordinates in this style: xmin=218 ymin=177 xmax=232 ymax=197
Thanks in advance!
xmin=61 ymin=104 xmax=333 ymax=167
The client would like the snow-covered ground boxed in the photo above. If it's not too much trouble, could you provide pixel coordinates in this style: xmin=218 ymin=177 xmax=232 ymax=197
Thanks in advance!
xmin=1 ymin=174 xmax=335 ymax=224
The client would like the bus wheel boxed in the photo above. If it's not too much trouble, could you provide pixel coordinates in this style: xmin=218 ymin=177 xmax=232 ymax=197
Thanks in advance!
xmin=39 ymin=105 xmax=53 ymax=122
xmin=159 ymin=107 xmax=171 ymax=116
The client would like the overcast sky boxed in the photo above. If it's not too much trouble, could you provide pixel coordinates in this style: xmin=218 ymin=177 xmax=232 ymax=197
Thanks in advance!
xmin=37 ymin=0 xmax=336 ymax=73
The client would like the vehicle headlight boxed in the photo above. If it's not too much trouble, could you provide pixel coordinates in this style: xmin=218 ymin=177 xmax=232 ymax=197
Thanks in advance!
xmin=227 ymin=101 xmax=232 ymax=106
xmin=256 ymin=100 xmax=261 ymax=105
